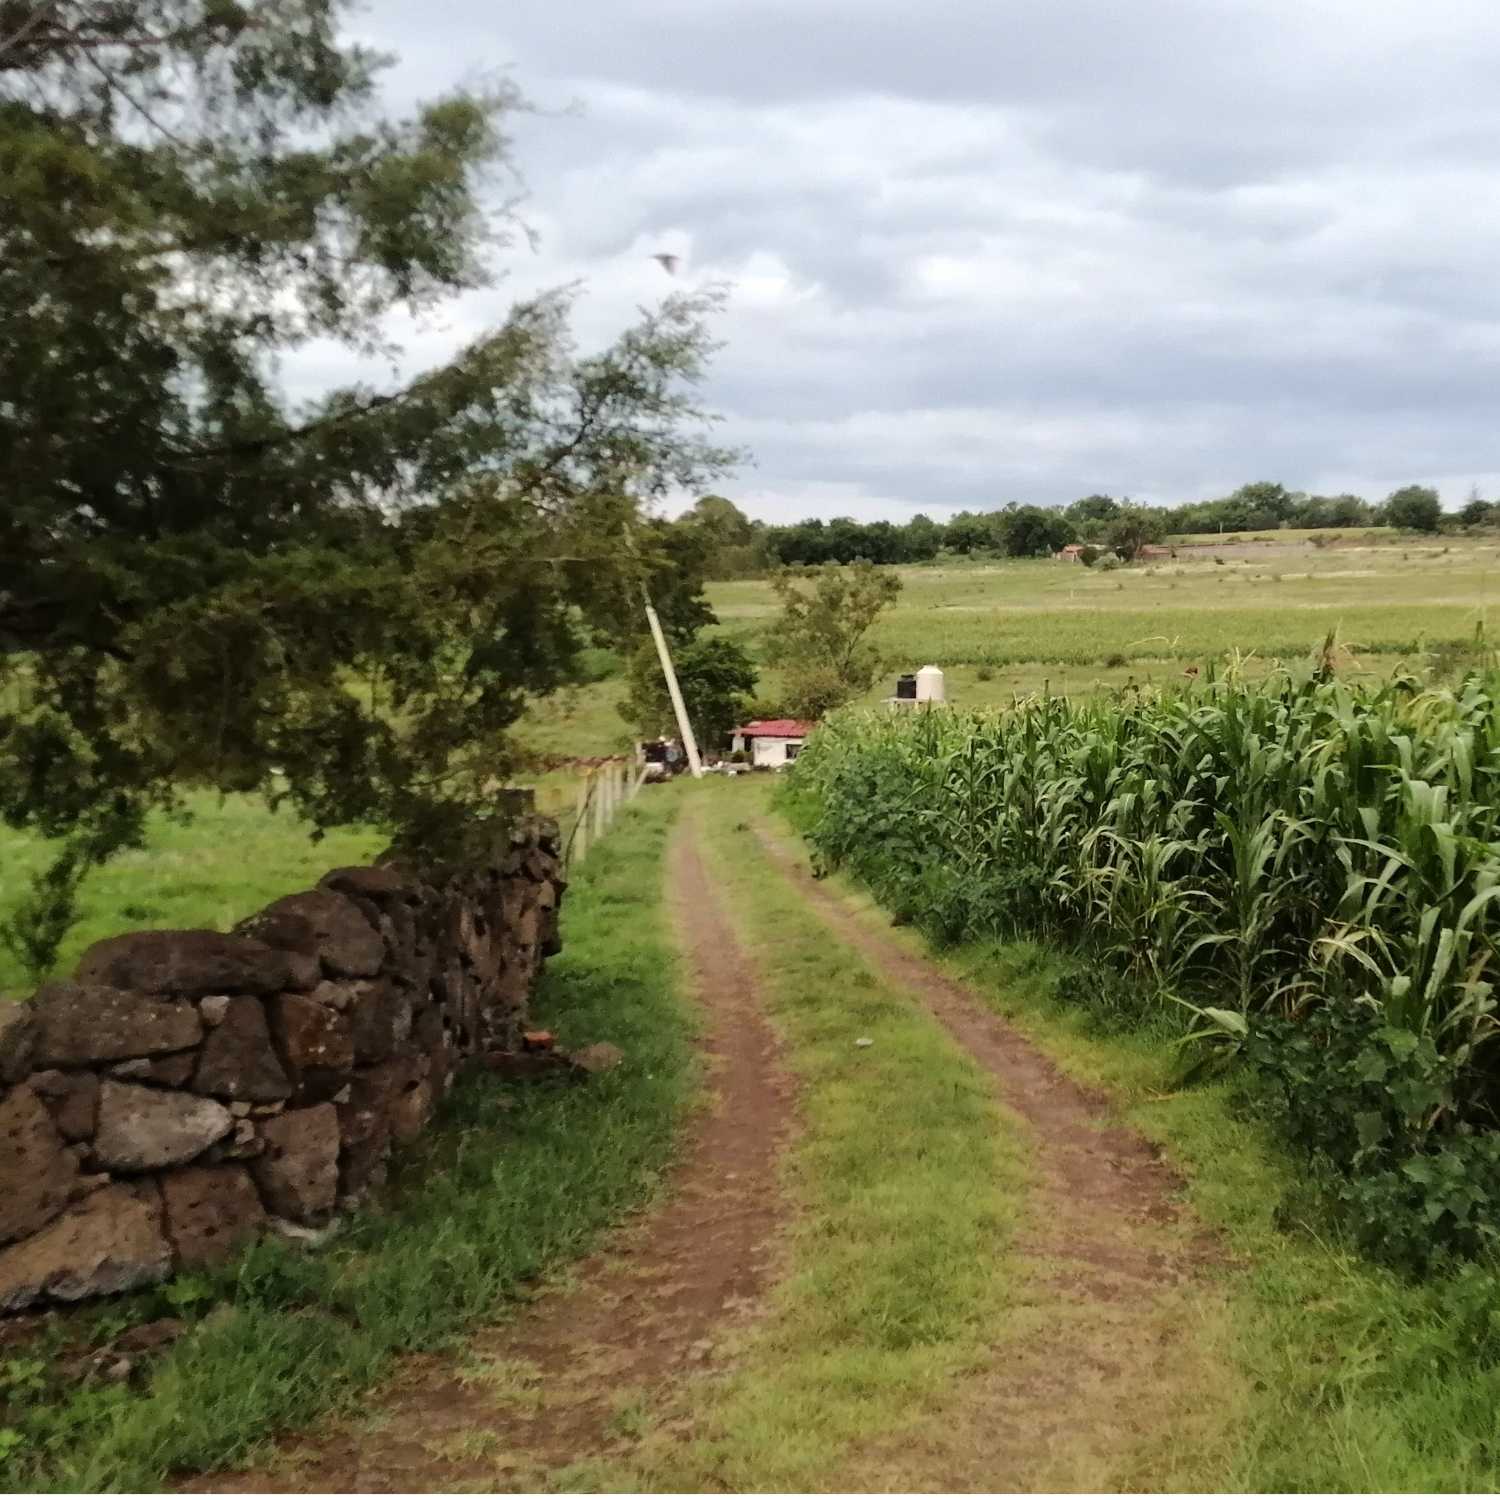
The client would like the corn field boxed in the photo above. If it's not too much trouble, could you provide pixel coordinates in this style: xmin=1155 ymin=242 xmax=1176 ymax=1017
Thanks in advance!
xmin=791 ymin=666 xmax=1500 ymax=1263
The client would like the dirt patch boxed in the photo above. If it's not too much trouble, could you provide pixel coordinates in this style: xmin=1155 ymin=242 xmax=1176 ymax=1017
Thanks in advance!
xmin=192 ymin=824 xmax=795 ymax=1494
xmin=753 ymin=820 xmax=1237 ymax=1493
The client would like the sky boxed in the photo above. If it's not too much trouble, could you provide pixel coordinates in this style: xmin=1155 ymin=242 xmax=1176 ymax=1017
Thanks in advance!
xmin=294 ymin=0 xmax=1500 ymax=523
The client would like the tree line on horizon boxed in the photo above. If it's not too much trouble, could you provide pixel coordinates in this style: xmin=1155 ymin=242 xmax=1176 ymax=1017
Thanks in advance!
xmin=683 ymin=481 xmax=1492 ymax=574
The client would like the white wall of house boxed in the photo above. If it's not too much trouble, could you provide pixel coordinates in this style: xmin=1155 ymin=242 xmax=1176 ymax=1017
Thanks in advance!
xmin=751 ymin=736 xmax=804 ymax=768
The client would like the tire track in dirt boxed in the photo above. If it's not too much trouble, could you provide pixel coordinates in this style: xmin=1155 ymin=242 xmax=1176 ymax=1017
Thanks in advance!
xmin=752 ymin=819 xmax=1235 ymax=1493
xmin=196 ymin=821 xmax=795 ymax=1494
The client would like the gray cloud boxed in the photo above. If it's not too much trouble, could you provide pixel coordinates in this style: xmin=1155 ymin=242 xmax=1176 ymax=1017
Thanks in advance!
xmin=289 ymin=0 xmax=1500 ymax=520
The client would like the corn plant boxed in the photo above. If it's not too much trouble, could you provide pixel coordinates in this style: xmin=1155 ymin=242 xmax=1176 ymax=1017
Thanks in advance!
xmin=790 ymin=666 xmax=1500 ymax=1155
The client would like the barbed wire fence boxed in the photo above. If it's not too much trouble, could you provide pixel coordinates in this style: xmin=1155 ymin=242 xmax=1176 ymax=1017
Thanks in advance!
xmin=561 ymin=757 xmax=649 ymax=873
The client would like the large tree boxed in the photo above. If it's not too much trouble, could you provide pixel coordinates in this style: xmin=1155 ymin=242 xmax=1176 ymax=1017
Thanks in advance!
xmin=764 ymin=561 xmax=902 ymax=718
xmin=617 ymin=636 xmax=757 ymax=753
xmin=679 ymin=494 xmax=763 ymax=578
xmin=1105 ymin=503 xmax=1168 ymax=561
xmin=1381 ymin=484 xmax=1443 ymax=533
xmin=1 ymin=3 xmax=736 ymax=876
xmin=996 ymin=505 xmax=1075 ymax=557
xmin=1065 ymin=494 xmax=1121 ymax=536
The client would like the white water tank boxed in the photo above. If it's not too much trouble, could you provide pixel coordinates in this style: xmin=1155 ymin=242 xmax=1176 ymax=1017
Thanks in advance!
xmin=915 ymin=664 xmax=946 ymax=703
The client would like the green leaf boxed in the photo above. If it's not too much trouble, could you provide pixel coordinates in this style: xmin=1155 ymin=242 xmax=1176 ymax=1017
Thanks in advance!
xmin=1355 ymin=1111 xmax=1388 ymax=1151
xmin=1401 ymin=1156 xmax=1439 ymax=1186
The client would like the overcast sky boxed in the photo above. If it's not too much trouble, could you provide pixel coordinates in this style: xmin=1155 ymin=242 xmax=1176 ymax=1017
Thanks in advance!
xmin=300 ymin=0 xmax=1500 ymax=522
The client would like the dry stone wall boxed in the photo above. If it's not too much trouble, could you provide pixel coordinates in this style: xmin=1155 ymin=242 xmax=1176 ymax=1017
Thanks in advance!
xmin=0 ymin=815 xmax=564 ymax=1313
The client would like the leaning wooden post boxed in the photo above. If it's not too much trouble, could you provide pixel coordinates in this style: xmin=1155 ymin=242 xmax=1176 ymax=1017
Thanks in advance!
xmin=570 ymin=775 xmax=590 ymax=869
xmin=592 ymin=764 xmax=608 ymax=839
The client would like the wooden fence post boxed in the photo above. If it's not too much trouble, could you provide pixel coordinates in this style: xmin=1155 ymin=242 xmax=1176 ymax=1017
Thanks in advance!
xmin=592 ymin=764 xmax=608 ymax=839
xmin=570 ymin=774 xmax=590 ymax=870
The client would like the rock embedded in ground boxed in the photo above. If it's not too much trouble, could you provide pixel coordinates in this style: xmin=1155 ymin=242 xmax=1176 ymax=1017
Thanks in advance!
xmin=76 ymin=930 xmax=293 ymax=997
xmin=114 ymin=1316 xmax=186 ymax=1354
xmin=30 ymin=983 xmax=202 ymax=1067
xmin=0 ymin=1084 xmax=81 ymax=1244
xmin=160 ymin=1164 xmax=267 ymax=1267
xmin=390 ymin=1075 xmax=432 ymax=1145
xmin=269 ymin=1215 xmax=343 ymax=1247
xmin=0 ymin=1183 xmax=171 ymax=1312
xmin=571 ymin=1042 xmax=626 ymax=1074
xmin=251 ymin=1104 xmax=339 ymax=1220
xmin=93 ymin=1081 xmax=234 ymax=1171
xmin=192 ymin=996 xmax=293 ymax=1102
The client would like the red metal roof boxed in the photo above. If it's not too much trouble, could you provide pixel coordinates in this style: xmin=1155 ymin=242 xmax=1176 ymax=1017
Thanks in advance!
xmin=736 ymin=719 xmax=815 ymax=738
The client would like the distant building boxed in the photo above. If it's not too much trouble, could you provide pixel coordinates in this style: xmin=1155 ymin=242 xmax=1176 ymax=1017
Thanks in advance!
xmin=730 ymin=719 xmax=815 ymax=768
xmin=1056 ymin=543 xmax=1085 ymax=561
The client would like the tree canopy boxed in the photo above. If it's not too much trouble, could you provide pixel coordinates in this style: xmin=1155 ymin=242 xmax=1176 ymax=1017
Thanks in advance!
xmin=1105 ymin=503 xmax=1168 ymax=561
xmin=617 ymin=636 xmax=757 ymax=752
xmin=1 ymin=2 xmax=737 ymax=868
xmin=1380 ymin=484 xmax=1443 ymax=533
xmin=763 ymin=561 xmax=902 ymax=719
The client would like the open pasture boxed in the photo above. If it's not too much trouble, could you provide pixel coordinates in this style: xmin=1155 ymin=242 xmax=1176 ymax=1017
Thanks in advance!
xmin=708 ymin=533 xmax=1499 ymax=674
xmin=0 ymin=793 xmax=383 ymax=994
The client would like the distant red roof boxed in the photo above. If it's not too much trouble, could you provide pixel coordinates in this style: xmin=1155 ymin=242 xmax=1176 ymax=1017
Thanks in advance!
xmin=736 ymin=719 xmax=815 ymax=739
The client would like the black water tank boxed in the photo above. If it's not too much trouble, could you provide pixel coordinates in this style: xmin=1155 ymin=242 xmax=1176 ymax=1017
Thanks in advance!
xmin=896 ymin=673 xmax=917 ymax=700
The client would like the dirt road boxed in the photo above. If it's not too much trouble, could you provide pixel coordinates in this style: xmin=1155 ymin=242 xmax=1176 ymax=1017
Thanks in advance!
xmin=197 ymin=821 xmax=795 ymax=1493
xmin=751 ymin=819 xmax=1232 ymax=1492
xmin=193 ymin=800 xmax=1229 ymax=1492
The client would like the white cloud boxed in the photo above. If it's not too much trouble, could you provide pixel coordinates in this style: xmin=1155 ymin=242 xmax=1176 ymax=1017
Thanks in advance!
xmin=284 ymin=0 xmax=1500 ymax=516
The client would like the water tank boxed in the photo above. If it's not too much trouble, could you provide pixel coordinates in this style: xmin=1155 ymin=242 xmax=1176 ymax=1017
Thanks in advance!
xmin=915 ymin=665 xmax=946 ymax=703
xmin=895 ymin=673 xmax=917 ymax=700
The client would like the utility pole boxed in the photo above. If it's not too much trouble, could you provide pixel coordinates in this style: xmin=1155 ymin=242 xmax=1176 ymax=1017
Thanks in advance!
xmin=643 ymin=588 xmax=704 ymax=778
xmin=618 ymin=470 xmax=704 ymax=780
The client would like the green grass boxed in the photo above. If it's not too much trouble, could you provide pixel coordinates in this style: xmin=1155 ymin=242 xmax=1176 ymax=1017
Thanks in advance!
xmin=0 ymin=786 xmax=697 ymax=1493
xmin=707 ymin=538 xmax=1500 ymax=671
xmin=585 ymin=778 xmax=1024 ymax=1493
xmin=1166 ymin=525 xmax=1395 ymax=545
xmin=0 ymin=793 xmax=385 ymax=995
xmin=806 ymin=855 xmax=1500 ymax=1491
xmin=515 ymin=681 xmax=634 ymax=760
xmin=0 ymin=774 xmax=596 ymax=996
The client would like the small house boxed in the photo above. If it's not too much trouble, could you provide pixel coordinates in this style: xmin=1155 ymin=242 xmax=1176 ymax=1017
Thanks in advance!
xmin=730 ymin=719 xmax=814 ymax=768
